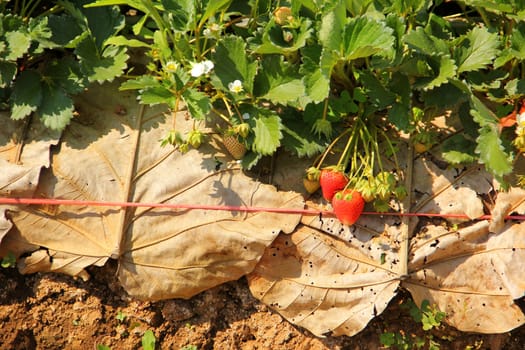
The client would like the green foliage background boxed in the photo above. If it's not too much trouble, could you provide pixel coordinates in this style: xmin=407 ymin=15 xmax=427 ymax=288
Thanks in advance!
xmin=2 ymin=0 xmax=525 ymax=181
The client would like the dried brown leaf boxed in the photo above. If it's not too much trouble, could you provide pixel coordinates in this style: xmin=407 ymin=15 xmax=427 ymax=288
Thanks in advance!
xmin=412 ymin=159 xmax=492 ymax=221
xmin=405 ymin=221 xmax=525 ymax=333
xmin=247 ymin=225 xmax=399 ymax=337
xmin=0 ymin=114 xmax=61 ymax=252
xmin=2 ymin=82 xmax=303 ymax=299
xmin=0 ymin=114 xmax=61 ymax=198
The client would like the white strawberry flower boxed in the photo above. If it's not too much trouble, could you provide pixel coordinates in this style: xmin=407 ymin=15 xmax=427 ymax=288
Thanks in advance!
xmin=203 ymin=23 xmax=221 ymax=38
xmin=242 ymin=112 xmax=250 ymax=120
xmin=190 ymin=60 xmax=214 ymax=77
xmin=164 ymin=61 xmax=178 ymax=73
xmin=228 ymin=80 xmax=244 ymax=93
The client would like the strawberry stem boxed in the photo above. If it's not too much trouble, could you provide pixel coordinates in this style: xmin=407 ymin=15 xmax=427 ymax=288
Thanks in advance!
xmin=337 ymin=117 xmax=360 ymax=170
xmin=314 ymin=128 xmax=352 ymax=170
xmin=322 ymin=98 xmax=329 ymax=121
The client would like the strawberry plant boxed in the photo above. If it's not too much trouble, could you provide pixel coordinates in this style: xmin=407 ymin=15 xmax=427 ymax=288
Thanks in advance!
xmin=1 ymin=0 xmax=524 ymax=179
xmin=1 ymin=0 xmax=128 ymax=130
xmin=380 ymin=299 xmax=446 ymax=350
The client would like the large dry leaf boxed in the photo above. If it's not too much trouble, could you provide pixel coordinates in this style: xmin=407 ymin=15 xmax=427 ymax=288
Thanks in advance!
xmin=405 ymin=220 xmax=525 ymax=333
xmin=249 ymin=149 xmax=525 ymax=337
xmin=0 ymin=114 xmax=61 ymax=247
xmin=412 ymin=159 xmax=493 ymax=220
xmin=1 ymin=81 xmax=303 ymax=299
xmin=0 ymin=113 xmax=61 ymax=197
xmin=247 ymin=225 xmax=400 ymax=337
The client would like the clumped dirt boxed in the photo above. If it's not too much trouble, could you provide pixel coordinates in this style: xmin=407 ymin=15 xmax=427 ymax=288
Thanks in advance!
xmin=1 ymin=260 xmax=524 ymax=349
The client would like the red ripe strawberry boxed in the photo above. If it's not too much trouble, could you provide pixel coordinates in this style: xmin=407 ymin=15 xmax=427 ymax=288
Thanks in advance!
xmin=319 ymin=168 xmax=348 ymax=201
xmin=332 ymin=189 xmax=365 ymax=225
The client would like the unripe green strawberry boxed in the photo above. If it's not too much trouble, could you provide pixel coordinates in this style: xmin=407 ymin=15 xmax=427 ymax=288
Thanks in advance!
xmin=223 ymin=135 xmax=247 ymax=160
xmin=303 ymin=177 xmax=320 ymax=194
xmin=319 ymin=167 xmax=348 ymax=201
xmin=187 ymin=129 xmax=205 ymax=149
xmin=332 ymin=189 xmax=365 ymax=225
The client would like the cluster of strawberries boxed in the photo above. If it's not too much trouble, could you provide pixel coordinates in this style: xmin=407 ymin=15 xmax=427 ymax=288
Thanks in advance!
xmin=304 ymin=167 xmax=365 ymax=226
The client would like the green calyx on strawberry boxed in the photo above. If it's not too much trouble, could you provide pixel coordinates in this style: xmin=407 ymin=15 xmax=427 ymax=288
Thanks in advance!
xmin=233 ymin=123 xmax=250 ymax=138
xmin=319 ymin=167 xmax=349 ymax=201
xmin=187 ymin=129 xmax=206 ymax=149
xmin=332 ymin=189 xmax=365 ymax=226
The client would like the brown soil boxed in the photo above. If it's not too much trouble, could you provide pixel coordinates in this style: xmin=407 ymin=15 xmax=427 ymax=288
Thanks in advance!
xmin=1 ymin=260 xmax=524 ymax=350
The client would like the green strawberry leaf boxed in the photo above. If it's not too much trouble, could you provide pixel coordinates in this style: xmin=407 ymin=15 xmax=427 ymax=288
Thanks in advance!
xmin=254 ymin=18 xmax=312 ymax=54
xmin=468 ymin=95 xmax=512 ymax=177
xmin=252 ymin=113 xmax=283 ymax=155
xmin=281 ymin=123 xmax=326 ymax=158
xmin=45 ymin=57 xmax=86 ymax=94
xmin=420 ymin=82 xmax=468 ymax=108
xmin=5 ymin=31 xmax=31 ymax=60
xmin=254 ymin=18 xmax=313 ymax=54
xmin=199 ymin=0 xmax=231 ymax=27
xmin=403 ymin=27 xmax=449 ymax=56
xmin=300 ymin=45 xmax=330 ymax=103
xmin=10 ymin=70 xmax=43 ymax=120
xmin=47 ymin=13 xmax=84 ymax=47
xmin=388 ymin=72 xmax=411 ymax=130
xmin=162 ymin=0 xmax=195 ymax=32
xmin=441 ymin=134 xmax=477 ymax=165
xmin=72 ymin=0 xmax=125 ymax=49
xmin=505 ymin=78 xmax=525 ymax=99
xmin=254 ymin=56 xmax=305 ymax=106
xmin=319 ymin=48 xmax=340 ymax=92
xmin=138 ymin=86 xmax=176 ymax=107
xmin=213 ymin=35 xmax=257 ymax=94
xmin=342 ymin=16 xmax=394 ymax=60
xmin=509 ymin=22 xmax=525 ymax=59
xmin=416 ymin=55 xmax=456 ymax=91
xmin=77 ymin=40 xmax=129 ymax=83
xmin=454 ymin=26 xmax=500 ymax=73
xmin=469 ymin=95 xmax=498 ymax=127
xmin=119 ymin=75 xmax=162 ymax=91
xmin=37 ymin=85 xmax=75 ymax=130
xmin=105 ymin=35 xmax=151 ymax=48
xmin=27 ymin=16 xmax=56 ymax=51
xmin=0 ymin=61 xmax=17 ymax=88
xmin=240 ymin=151 xmax=262 ymax=170
xmin=466 ymin=69 xmax=507 ymax=91
xmin=182 ymin=88 xmax=211 ymax=120
xmin=388 ymin=103 xmax=410 ymax=131
xmin=359 ymin=71 xmax=396 ymax=109
xmin=494 ymin=23 xmax=525 ymax=67
xmin=475 ymin=126 xmax=512 ymax=177
xmin=318 ymin=2 xmax=346 ymax=52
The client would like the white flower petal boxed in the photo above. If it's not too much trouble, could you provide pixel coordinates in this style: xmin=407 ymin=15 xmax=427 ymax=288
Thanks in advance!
xmin=190 ymin=63 xmax=205 ymax=77
xmin=228 ymin=80 xmax=244 ymax=93
xmin=203 ymin=60 xmax=214 ymax=74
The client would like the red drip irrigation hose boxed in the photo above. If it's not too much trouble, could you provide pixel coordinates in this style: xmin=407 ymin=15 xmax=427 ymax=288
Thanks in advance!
xmin=1 ymin=197 xmax=525 ymax=221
